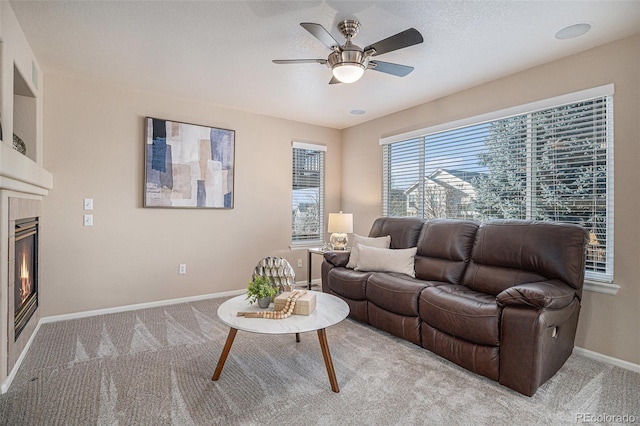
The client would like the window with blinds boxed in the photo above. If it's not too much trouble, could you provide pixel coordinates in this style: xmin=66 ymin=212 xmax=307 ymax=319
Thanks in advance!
xmin=382 ymin=89 xmax=613 ymax=282
xmin=292 ymin=142 xmax=326 ymax=244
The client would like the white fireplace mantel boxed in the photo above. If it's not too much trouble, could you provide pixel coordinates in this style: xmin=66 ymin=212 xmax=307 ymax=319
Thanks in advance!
xmin=0 ymin=141 xmax=52 ymax=195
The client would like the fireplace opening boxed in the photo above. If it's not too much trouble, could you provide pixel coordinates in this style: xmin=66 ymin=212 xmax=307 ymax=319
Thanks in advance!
xmin=14 ymin=217 xmax=38 ymax=341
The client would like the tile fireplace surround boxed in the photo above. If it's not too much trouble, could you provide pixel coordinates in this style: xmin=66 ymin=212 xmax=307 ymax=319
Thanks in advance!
xmin=7 ymin=198 xmax=42 ymax=375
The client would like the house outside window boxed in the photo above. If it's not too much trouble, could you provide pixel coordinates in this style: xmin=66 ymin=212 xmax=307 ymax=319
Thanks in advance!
xmin=292 ymin=142 xmax=326 ymax=245
xmin=381 ymin=85 xmax=614 ymax=283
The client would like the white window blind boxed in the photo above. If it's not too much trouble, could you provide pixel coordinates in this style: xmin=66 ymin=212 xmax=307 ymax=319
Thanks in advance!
xmin=382 ymin=89 xmax=614 ymax=282
xmin=292 ymin=142 xmax=326 ymax=244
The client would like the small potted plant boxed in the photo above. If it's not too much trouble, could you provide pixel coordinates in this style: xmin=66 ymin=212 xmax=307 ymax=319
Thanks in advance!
xmin=246 ymin=276 xmax=277 ymax=308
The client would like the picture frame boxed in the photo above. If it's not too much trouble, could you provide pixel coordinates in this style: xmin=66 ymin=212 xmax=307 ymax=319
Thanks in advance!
xmin=144 ymin=117 xmax=235 ymax=209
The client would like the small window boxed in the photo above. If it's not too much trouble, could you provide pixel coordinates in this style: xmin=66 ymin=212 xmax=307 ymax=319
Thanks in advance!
xmin=292 ymin=142 xmax=326 ymax=245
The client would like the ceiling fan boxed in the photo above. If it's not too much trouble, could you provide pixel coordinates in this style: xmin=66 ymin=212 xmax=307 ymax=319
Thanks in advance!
xmin=273 ymin=20 xmax=424 ymax=84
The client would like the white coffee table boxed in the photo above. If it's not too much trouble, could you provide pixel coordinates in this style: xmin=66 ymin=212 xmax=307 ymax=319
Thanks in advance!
xmin=212 ymin=291 xmax=349 ymax=392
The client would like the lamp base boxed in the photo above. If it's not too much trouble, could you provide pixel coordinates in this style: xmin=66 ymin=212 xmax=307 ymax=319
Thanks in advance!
xmin=330 ymin=233 xmax=348 ymax=250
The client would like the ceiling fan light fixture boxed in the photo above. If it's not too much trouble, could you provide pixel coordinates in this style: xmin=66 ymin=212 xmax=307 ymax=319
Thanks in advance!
xmin=332 ymin=63 xmax=365 ymax=84
xmin=275 ymin=20 xmax=424 ymax=84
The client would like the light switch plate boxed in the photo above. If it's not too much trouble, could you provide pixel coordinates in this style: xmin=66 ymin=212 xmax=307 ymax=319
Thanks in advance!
xmin=83 ymin=214 xmax=93 ymax=226
xmin=84 ymin=198 xmax=94 ymax=210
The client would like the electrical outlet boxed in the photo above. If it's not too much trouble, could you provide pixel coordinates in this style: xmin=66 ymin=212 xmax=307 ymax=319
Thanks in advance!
xmin=297 ymin=259 xmax=303 ymax=268
xmin=179 ymin=264 xmax=187 ymax=274
xmin=83 ymin=214 xmax=93 ymax=226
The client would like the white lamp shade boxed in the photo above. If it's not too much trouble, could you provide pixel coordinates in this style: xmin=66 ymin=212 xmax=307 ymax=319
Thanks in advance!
xmin=328 ymin=212 xmax=353 ymax=233
xmin=332 ymin=64 xmax=365 ymax=84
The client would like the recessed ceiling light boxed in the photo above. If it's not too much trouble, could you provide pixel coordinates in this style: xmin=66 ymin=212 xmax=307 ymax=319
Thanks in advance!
xmin=555 ymin=23 xmax=592 ymax=40
xmin=350 ymin=109 xmax=366 ymax=115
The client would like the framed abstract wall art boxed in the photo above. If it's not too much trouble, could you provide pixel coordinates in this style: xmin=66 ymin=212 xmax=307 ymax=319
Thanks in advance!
xmin=144 ymin=117 xmax=235 ymax=208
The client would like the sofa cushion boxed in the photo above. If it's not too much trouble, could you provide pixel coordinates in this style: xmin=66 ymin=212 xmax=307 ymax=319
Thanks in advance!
xmin=355 ymin=245 xmax=418 ymax=277
xmin=369 ymin=304 xmax=422 ymax=345
xmin=414 ymin=219 xmax=479 ymax=284
xmin=366 ymin=272 xmax=430 ymax=317
xmin=419 ymin=285 xmax=501 ymax=347
xmin=463 ymin=263 xmax=546 ymax=297
xmin=463 ymin=220 xmax=588 ymax=295
xmin=327 ymin=268 xmax=372 ymax=301
xmin=421 ymin=322 xmax=499 ymax=381
xmin=369 ymin=217 xmax=425 ymax=249
xmin=346 ymin=234 xmax=391 ymax=269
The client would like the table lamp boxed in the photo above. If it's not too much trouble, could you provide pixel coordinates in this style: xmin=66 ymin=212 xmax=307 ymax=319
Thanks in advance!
xmin=328 ymin=211 xmax=353 ymax=250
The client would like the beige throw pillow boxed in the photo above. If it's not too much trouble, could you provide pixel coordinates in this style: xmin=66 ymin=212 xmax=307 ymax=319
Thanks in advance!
xmin=346 ymin=234 xmax=391 ymax=269
xmin=354 ymin=244 xmax=417 ymax=277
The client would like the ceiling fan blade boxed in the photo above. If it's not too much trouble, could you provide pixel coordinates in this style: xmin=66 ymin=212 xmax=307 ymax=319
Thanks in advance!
xmin=369 ymin=60 xmax=414 ymax=77
xmin=329 ymin=76 xmax=341 ymax=85
xmin=365 ymin=28 xmax=423 ymax=56
xmin=272 ymin=59 xmax=327 ymax=65
xmin=301 ymin=22 xmax=340 ymax=50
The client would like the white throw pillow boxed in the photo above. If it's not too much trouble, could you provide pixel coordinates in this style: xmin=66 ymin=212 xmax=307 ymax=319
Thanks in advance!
xmin=346 ymin=234 xmax=391 ymax=269
xmin=354 ymin=244 xmax=417 ymax=277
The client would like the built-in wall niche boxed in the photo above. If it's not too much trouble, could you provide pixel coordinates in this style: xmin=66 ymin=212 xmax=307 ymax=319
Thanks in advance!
xmin=13 ymin=64 xmax=37 ymax=162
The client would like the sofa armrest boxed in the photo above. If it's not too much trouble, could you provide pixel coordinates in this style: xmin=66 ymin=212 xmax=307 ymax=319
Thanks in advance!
xmin=496 ymin=280 xmax=577 ymax=309
xmin=323 ymin=251 xmax=351 ymax=267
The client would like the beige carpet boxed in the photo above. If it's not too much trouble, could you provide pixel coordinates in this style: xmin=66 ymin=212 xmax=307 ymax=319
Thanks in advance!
xmin=1 ymin=296 xmax=638 ymax=425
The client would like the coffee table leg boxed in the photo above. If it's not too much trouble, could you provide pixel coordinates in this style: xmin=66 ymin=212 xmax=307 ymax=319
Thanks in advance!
xmin=295 ymin=332 xmax=301 ymax=343
xmin=212 ymin=327 xmax=238 ymax=381
xmin=317 ymin=328 xmax=339 ymax=393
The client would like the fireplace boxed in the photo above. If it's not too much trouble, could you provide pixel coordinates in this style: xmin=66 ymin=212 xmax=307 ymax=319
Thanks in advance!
xmin=14 ymin=218 xmax=38 ymax=341
xmin=5 ymin=197 xmax=44 ymax=378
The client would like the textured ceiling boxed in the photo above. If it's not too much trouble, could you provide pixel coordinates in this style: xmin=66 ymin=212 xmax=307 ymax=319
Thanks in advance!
xmin=9 ymin=1 xmax=640 ymax=129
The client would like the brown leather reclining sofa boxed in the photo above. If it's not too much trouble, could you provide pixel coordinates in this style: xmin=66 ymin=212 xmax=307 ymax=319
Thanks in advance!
xmin=321 ymin=217 xmax=589 ymax=396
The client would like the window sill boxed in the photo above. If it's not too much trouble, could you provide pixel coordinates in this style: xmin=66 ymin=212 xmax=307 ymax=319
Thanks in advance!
xmin=584 ymin=280 xmax=620 ymax=295
xmin=289 ymin=242 xmax=324 ymax=251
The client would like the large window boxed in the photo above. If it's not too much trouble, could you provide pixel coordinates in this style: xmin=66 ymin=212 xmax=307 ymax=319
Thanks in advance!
xmin=292 ymin=142 xmax=326 ymax=245
xmin=382 ymin=86 xmax=614 ymax=282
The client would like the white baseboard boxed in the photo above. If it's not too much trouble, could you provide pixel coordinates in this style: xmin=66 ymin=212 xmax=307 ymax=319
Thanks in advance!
xmin=294 ymin=278 xmax=322 ymax=287
xmin=574 ymin=346 xmax=640 ymax=373
xmin=38 ymin=289 xmax=246 ymax=324
xmin=0 ymin=288 xmax=245 ymax=394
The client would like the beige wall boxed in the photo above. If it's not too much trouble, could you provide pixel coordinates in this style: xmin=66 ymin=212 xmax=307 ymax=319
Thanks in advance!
xmin=341 ymin=35 xmax=640 ymax=365
xmin=41 ymin=74 xmax=341 ymax=316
